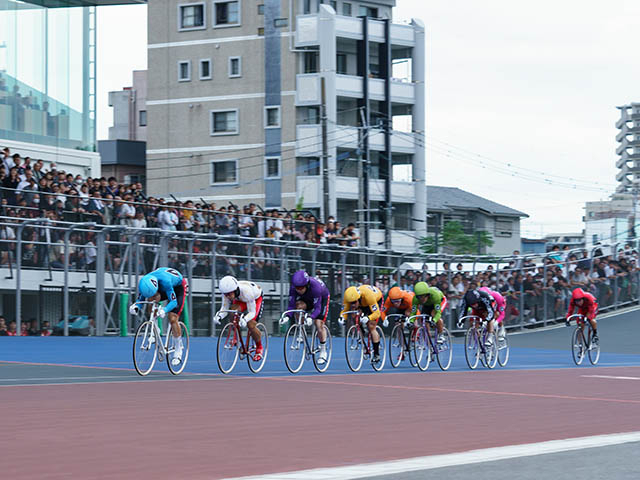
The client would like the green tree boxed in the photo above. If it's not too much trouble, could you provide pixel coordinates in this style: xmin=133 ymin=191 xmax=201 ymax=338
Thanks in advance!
xmin=419 ymin=221 xmax=494 ymax=255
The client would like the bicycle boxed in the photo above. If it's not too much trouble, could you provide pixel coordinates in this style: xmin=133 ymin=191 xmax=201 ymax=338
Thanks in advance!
xmin=280 ymin=309 xmax=333 ymax=374
xmin=132 ymin=301 xmax=190 ymax=376
xmin=460 ymin=315 xmax=498 ymax=370
xmin=342 ymin=310 xmax=387 ymax=372
xmin=407 ymin=314 xmax=453 ymax=371
xmin=388 ymin=314 xmax=417 ymax=368
xmin=216 ymin=310 xmax=269 ymax=374
xmin=497 ymin=324 xmax=510 ymax=367
xmin=567 ymin=314 xmax=600 ymax=365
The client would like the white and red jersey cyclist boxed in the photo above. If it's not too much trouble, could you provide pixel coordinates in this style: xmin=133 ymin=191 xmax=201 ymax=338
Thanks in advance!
xmin=219 ymin=279 xmax=264 ymax=324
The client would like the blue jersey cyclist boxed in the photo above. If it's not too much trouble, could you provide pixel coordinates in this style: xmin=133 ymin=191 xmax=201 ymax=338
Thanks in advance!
xmin=282 ymin=270 xmax=331 ymax=363
xmin=129 ymin=267 xmax=188 ymax=366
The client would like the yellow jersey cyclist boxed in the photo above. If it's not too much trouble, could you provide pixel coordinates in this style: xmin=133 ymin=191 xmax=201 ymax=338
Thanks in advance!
xmin=339 ymin=284 xmax=386 ymax=363
xmin=411 ymin=282 xmax=448 ymax=345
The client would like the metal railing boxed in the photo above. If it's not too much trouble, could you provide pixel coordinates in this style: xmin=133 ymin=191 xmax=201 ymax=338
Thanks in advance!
xmin=0 ymin=217 xmax=638 ymax=337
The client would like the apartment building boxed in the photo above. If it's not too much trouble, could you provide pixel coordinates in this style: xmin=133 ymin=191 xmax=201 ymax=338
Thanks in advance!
xmin=615 ymin=102 xmax=640 ymax=194
xmin=147 ymin=0 xmax=426 ymax=249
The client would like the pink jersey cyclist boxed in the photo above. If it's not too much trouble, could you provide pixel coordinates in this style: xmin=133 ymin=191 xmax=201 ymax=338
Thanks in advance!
xmin=478 ymin=287 xmax=506 ymax=325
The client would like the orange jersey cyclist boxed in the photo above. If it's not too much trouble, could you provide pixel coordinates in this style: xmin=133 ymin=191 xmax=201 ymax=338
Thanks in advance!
xmin=381 ymin=287 xmax=416 ymax=322
xmin=566 ymin=288 xmax=599 ymax=343
xmin=214 ymin=276 xmax=265 ymax=361
xmin=339 ymin=284 xmax=385 ymax=363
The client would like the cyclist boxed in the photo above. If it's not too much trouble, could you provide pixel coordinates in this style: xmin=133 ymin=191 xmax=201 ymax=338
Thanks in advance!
xmin=456 ymin=289 xmax=496 ymax=346
xmin=129 ymin=267 xmax=188 ymax=366
xmin=214 ymin=275 xmax=265 ymax=361
xmin=565 ymin=287 xmax=599 ymax=344
xmin=381 ymin=287 xmax=415 ymax=321
xmin=479 ymin=286 xmax=507 ymax=339
xmin=411 ymin=282 xmax=447 ymax=344
xmin=339 ymin=284 xmax=386 ymax=363
xmin=282 ymin=270 xmax=331 ymax=363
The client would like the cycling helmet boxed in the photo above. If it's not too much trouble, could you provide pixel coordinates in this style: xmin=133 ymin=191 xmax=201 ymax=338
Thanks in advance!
xmin=219 ymin=275 xmax=239 ymax=294
xmin=572 ymin=288 xmax=586 ymax=301
xmin=388 ymin=286 xmax=403 ymax=301
xmin=344 ymin=286 xmax=361 ymax=303
xmin=478 ymin=286 xmax=492 ymax=295
xmin=413 ymin=282 xmax=429 ymax=297
xmin=292 ymin=270 xmax=310 ymax=288
xmin=139 ymin=275 xmax=159 ymax=299
xmin=464 ymin=290 xmax=481 ymax=306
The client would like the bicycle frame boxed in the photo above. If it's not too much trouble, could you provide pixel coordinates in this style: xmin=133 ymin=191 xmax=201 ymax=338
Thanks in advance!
xmin=459 ymin=314 xmax=491 ymax=355
xmin=343 ymin=309 xmax=372 ymax=355
xmin=218 ymin=309 xmax=253 ymax=356
xmin=281 ymin=309 xmax=313 ymax=357
xmin=407 ymin=314 xmax=438 ymax=354
xmin=137 ymin=301 xmax=173 ymax=356
xmin=567 ymin=314 xmax=588 ymax=327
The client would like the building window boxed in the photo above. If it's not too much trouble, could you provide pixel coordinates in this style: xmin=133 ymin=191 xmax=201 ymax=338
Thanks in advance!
xmin=329 ymin=0 xmax=337 ymax=10
xmin=265 ymin=156 xmax=280 ymax=178
xmin=139 ymin=110 xmax=147 ymax=127
xmin=200 ymin=59 xmax=212 ymax=80
xmin=264 ymin=106 xmax=281 ymax=128
xmin=258 ymin=3 xmax=264 ymax=14
xmin=210 ymin=109 xmax=238 ymax=135
xmin=359 ymin=5 xmax=378 ymax=17
xmin=178 ymin=60 xmax=191 ymax=81
xmin=337 ymin=53 xmax=347 ymax=74
xmin=213 ymin=0 xmax=240 ymax=26
xmin=179 ymin=3 xmax=205 ymax=30
xmin=228 ymin=56 xmax=241 ymax=77
xmin=342 ymin=2 xmax=352 ymax=15
xmin=303 ymin=0 xmax=312 ymax=14
xmin=257 ymin=27 xmax=265 ymax=36
xmin=297 ymin=157 xmax=320 ymax=176
xmin=303 ymin=51 xmax=318 ymax=73
xmin=274 ymin=18 xmax=288 ymax=28
xmin=495 ymin=220 xmax=512 ymax=238
xmin=211 ymin=160 xmax=238 ymax=185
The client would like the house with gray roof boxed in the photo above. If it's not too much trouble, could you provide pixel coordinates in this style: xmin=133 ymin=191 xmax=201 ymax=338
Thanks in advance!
xmin=427 ymin=186 xmax=529 ymax=255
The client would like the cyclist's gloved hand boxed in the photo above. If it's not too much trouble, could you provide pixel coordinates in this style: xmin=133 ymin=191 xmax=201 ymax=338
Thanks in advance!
xmin=359 ymin=315 xmax=369 ymax=326
xmin=456 ymin=320 xmax=464 ymax=329
xmin=213 ymin=313 xmax=222 ymax=325
xmin=157 ymin=306 xmax=166 ymax=319
xmin=239 ymin=314 xmax=249 ymax=328
xmin=129 ymin=304 xmax=140 ymax=316
xmin=338 ymin=316 xmax=345 ymax=325
xmin=279 ymin=315 xmax=290 ymax=326
xmin=304 ymin=316 xmax=313 ymax=327
xmin=565 ymin=316 xmax=571 ymax=327
xmin=382 ymin=318 xmax=389 ymax=328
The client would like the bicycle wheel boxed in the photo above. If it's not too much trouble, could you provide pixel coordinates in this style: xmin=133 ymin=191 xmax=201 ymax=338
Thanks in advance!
xmin=217 ymin=322 xmax=240 ymax=374
xmin=284 ymin=323 xmax=306 ymax=374
xmin=345 ymin=324 xmax=364 ymax=372
xmin=571 ymin=327 xmax=585 ymax=365
xmin=464 ymin=327 xmax=480 ymax=370
xmin=247 ymin=323 xmax=269 ymax=373
xmin=436 ymin=327 xmax=453 ymax=371
xmin=371 ymin=326 xmax=386 ymax=371
xmin=389 ymin=323 xmax=405 ymax=368
xmin=483 ymin=332 xmax=498 ymax=369
xmin=587 ymin=327 xmax=600 ymax=365
xmin=413 ymin=326 xmax=431 ymax=371
xmin=166 ymin=321 xmax=190 ymax=375
xmin=497 ymin=330 xmax=510 ymax=367
xmin=133 ymin=320 xmax=158 ymax=376
xmin=311 ymin=323 xmax=332 ymax=373
xmin=408 ymin=328 xmax=418 ymax=367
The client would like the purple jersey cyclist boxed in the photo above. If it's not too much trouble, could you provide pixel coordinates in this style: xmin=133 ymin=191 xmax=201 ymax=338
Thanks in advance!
xmin=283 ymin=270 xmax=331 ymax=363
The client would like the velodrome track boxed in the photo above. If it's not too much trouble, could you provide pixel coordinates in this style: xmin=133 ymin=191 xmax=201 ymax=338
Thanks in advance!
xmin=1 ymin=309 xmax=639 ymax=479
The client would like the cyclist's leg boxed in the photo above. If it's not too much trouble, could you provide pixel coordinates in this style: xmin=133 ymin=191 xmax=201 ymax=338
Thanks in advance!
xmin=168 ymin=279 xmax=187 ymax=338
xmin=313 ymin=294 xmax=330 ymax=343
xmin=247 ymin=295 xmax=265 ymax=345
xmin=366 ymin=319 xmax=380 ymax=357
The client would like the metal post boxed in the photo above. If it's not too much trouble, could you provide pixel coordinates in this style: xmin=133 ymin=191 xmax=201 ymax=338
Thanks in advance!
xmin=210 ymin=238 xmax=219 ymax=336
xmin=187 ymin=236 xmax=195 ymax=330
xmin=16 ymin=219 xmax=44 ymax=335
xmin=63 ymin=222 xmax=95 ymax=336
xmin=320 ymin=77 xmax=330 ymax=221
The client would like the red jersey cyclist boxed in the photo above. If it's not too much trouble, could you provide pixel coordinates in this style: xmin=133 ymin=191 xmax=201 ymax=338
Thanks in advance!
xmin=214 ymin=276 xmax=265 ymax=361
xmin=565 ymin=288 xmax=599 ymax=344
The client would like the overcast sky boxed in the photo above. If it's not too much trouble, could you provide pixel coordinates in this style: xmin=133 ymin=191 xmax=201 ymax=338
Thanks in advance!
xmin=96 ymin=1 xmax=640 ymax=238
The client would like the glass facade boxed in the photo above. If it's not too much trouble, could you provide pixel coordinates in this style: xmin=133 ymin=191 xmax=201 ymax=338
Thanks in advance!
xmin=0 ymin=0 xmax=96 ymax=151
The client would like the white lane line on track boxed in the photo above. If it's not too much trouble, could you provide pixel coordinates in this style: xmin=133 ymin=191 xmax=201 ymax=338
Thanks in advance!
xmin=221 ymin=431 xmax=640 ymax=480
xmin=582 ymin=375 xmax=640 ymax=381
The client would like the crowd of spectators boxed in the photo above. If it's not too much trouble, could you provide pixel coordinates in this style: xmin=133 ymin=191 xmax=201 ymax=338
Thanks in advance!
xmin=0 ymin=316 xmax=51 ymax=336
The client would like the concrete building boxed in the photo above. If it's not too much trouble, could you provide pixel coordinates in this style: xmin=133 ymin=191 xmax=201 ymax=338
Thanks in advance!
xmin=585 ymin=196 xmax=635 ymax=248
xmin=146 ymin=0 xmax=426 ymax=250
xmin=615 ymin=102 xmax=640 ymax=194
xmin=426 ymin=186 xmax=528 ymax=255
xmin=108 ymin=70 xmax=148 ymax=142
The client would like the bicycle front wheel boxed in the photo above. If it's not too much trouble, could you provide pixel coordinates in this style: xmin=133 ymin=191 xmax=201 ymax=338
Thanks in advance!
xmin=284 ymin=323 xmax=306 ymax=374
xmin=133 ymin=320 xmax=158 ymax=376
xmin=389 ymin=323 xmax=405 ymax=368
xmin=483 ymin=332 xmax=498 ymax=369
xmin=217 ymin=322 xmax=240 ymax=374
xmin=247 ymin=323 xmax=268 ymax=373
xmin=311 ymin=323 xmax=332 ymax=373
xmin=413 ymin=326 xmax=431 ymax=371
xmin=436 ymin=328 xmax=453 ymax=371
xmin=571 ymin=327 xmax=585 ymax=365
xmin=587 ymin=328 xmax=600 ymax=365
xmin=497 ymin=331 xmax=510 ymax=367
xmin=345 ymin=325 xmax=364 ymax=372
xmin=464 ymin=327 xmax=480 ymax=370
xmin=166 ymin=321 xmax=190 ymax=375
xmin=371 ymin=326 xmax=386 ymax=372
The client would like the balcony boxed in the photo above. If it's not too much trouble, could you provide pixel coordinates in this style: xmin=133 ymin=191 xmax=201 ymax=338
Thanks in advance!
xmin=616 ymin=124 xmax=640 ymax=142
xmin=296 ymin=125 xmax=416 ymax=156
xmin=616 ymin=138 xmax=640 ymax=155
xmin=335 ymin=74 xmax=415 ymax=104
xmin=295 ymin=14 xmax=415 ymax=47
xmin=296 ymin=175 xmax=417 ymax=205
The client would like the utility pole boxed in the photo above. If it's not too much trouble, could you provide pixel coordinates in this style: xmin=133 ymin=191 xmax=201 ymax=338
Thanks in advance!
xmin=359 ymin=107 xmax=370 ymax=247
xmin=321 ymin=77 xmax=330 ymax=221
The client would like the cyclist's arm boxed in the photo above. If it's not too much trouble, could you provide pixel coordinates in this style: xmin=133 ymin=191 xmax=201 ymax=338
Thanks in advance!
xmin=481 ymin=296 xmax=494 ymax=321
xmin=309 ymin=293 xmax=324 ymax=320
xmin=219 ymin=294 xmax=231 ymax=319
xmin=244 ymin=296 xmax=257 ymax=320
xmin=587 ymin=301 xmax=598 ymax=321
xmin=164 ymin=287 xmax=178 ymax=313
xmin=367 ymin=301 xmax=381 ymax=322
xmin=339 ymin=301 xmax=349 ymax=319
xmin=380 ymin=297 xmax=392 ymax=321
xmin=566 ymin=300 xmax=575 ymax=318
xmin=458 ymin=298 xmax=468 ymax=320
xmin=286 ymin=285 xmax=297 ymax=313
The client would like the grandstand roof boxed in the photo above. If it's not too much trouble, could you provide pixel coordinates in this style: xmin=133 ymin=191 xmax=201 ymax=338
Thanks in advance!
xmin=427 ymin=185 xmax=529 ymax=218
